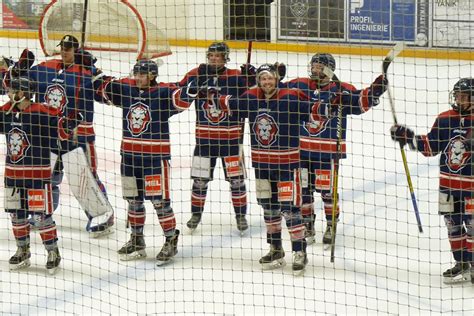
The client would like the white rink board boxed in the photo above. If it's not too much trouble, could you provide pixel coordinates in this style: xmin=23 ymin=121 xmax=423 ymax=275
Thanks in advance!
xmin=0 ymin=38 xmax=473 ymax=315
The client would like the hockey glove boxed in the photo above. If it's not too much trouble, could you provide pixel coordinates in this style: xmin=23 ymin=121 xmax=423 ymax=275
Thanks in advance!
xmin=369 ymin=74 xmax=388 ymax=99
xmin=74 ymin=49 xmax=97 ymax=68
xmin=275 ymin=62 xmax=286 ymax=81
xmin=390 ymin=124 xmax=415 ymax=149
xmin=58 ymin=110 xmax=84 ymax=141
xmin=240 ymin=63 xmax=257 ymax=86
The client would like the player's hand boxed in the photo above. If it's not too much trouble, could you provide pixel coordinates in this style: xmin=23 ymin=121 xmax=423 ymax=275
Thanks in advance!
xmin=240 ymin=63 xmax=256 ymax=86
xmin=369 ymin=74 xmax=388 ymax=98
xmin=275 ymin=62 xmax=286 ymax=81
xmin=390 ymin=124 xmax=415 ymax=149
xmin=74 ymin=49 xmax=97 ymax=67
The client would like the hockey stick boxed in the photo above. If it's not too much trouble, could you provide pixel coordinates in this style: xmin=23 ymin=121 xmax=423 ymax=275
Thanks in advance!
xmin=326 ymin=68 xmax=342 ymax=263
xmin=80 ymin=0 xmax=89 ymax=48
xmin=383 ymin=42 xmax=423 ymax=233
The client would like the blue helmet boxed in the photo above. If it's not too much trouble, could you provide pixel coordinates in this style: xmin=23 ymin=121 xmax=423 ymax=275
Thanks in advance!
xmin=310 ymin=53 xmax=336 ymax=71
xmin=257 ymin=63 xmax=278 ymax=78
xmin=207 ymin=42 xmax=230 ymax=62
xmin=133 ymin=59 xmax=158 ymax=76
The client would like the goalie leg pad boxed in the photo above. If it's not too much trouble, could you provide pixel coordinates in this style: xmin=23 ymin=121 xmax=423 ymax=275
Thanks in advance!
xmin=62 ymin=147 xmax=114 ymax=218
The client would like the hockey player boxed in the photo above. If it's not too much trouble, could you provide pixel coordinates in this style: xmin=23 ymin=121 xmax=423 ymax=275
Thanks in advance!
xmin=200 ymin=63 xmax=338 ymax=274
xmin=284 ymin=53 xmax=387 ymax=245
xmin=178 ymin=42 xmax=256 ymax=234
xmin=97 ymin=59 xmax=192 ymax=265
xmin=390 ymin=78 xmax=474 ymax=284
xmin=8 ymin=35 xmax=114 ymax=236
xmin=0 ymin=77 xmax=82 ymax=274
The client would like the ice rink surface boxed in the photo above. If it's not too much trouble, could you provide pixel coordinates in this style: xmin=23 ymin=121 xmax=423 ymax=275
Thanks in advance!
xmin=0 ymin=38 xmax=473 ymax=314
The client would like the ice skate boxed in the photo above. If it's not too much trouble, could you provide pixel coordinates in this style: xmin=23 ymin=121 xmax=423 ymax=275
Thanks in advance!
xmin=118 ymin=234 xmax=147 ymax=261
xmin=323 ymin=223 xmax=336 ymax=250
xmin=46 ymin=248 xmax=61 ymax=275
xmin=471 ymin=266 xmax=474 ymax=285
xmin=305 ymin=222 xmax=316 ymax=245
xmin=292 ymin=251 xmax=308 ymax=276
xmin=9 ymin=245 xmax=31 ymax=271
xmin=156 ymin=230 xmax=180 ymax=266
xmin=186 ymin=213 xmax=202 ymax=232
xmin=443 ymin=262 xmax=471 ymax=284
xmin=235 ymin=215 xmax=248 ymax=235
xmin=86 ymin=210 xmax=115 ymax=238
xmin=259 ymin=245 xmax=286 ymax=270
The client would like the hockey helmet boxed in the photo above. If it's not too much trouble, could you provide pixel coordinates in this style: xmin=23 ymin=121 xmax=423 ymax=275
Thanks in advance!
xmin=450 ymin=77 xmax=474 ymax=113
xmin=310 ymin=53 xmax=336 ymax=71
xmin=207 ymin=42 xmax=230 ymax=62
xmin=133 ymin=59 xmax=159 ymax=77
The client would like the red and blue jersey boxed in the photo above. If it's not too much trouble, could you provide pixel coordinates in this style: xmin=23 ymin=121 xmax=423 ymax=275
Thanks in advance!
xmin=98 ymin=78 xmax=191 ymax=160
xmin=179 ymin=67 xmax=248 ymax=157
xmin=27 ymin=59 xmax=100 ymax=143
xmin=285 ymin=78 xmax=377 ymax=160
xmin=413 ymin=109 xmax=474 ymax=197
xmin=0 ymin=102 xmax=74 ymax=188
xmin=222 ymin=87 xmax=324 ymax=170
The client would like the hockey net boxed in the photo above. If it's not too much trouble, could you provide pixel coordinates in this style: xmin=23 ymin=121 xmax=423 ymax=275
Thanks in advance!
xmin=0 ymin=0 xmax=473 ymax=315
xmin=39 ymin=0 xmax=171 ymax=59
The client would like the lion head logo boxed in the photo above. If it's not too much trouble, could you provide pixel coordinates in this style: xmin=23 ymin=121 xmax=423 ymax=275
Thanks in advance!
xmin=127 ymin=103 xmax=151 ymax=136
xmin=253 ymin=113 xmax=279 ymax=147
xmin=445 ymin=135 xmax=470 ymax=172
xmin=304 ymin=115 xmax=328 ymax=135
xmin=201 ymin=99 xmax=227 ymax=124
xmin=7 ymin=128 xmax=30 ymax=163
xmin=45 ymin=84 xmax=68 ymax=112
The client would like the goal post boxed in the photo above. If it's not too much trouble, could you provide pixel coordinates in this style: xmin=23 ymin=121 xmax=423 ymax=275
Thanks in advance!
xmin=38 ymin=0 xmax=171 ymax=60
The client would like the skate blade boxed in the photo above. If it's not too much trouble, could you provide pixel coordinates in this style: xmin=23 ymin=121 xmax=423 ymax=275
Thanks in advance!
xmin=47 ymin=266 xmax=60 ymax=275
xmin=292 ymin=267 xmax=306 ymax=276
xmin=90 ymin=227 xmax=114 ymax=238
xmin=443 ymin=272 xmax=471 ymax=284
xmin=9 ymin=259 xmax=31 ymax=271
xmin=187 ymin=227 xmax=197 ymax=234
xmin=156 ymin=258 xmax=174 ymax=267
xmin=119 ymin=250 xmax=147 ymax=261
xmin=261 ymin=259 xmax=286 ymax=270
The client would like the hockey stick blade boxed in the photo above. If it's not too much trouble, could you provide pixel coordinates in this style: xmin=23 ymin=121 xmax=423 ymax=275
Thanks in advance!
xmin=382 ymin=42 xmax=404 ymax=75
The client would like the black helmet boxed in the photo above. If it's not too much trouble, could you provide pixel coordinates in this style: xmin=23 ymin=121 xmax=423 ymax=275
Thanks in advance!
xmin=207 ymin=42 xmax=230 ymax=62
xmin=310 ymin=53 xmax=336 ymax=71
xmin=450 ymin=77 xmax=474 ymax=113
xmin=133 ymin=59 xmax=158 ymax=76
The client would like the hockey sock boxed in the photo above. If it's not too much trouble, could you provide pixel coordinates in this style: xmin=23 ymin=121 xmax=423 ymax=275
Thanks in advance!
xmin=154 ymin=200 xmax=176 ymax=237
xmin=230 ymin=179 xmax=247 ymax=215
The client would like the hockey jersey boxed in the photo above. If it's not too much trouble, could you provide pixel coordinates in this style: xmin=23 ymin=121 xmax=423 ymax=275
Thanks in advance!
xmin=27 ymin=60 xmax=100 ymax=143
xmin=285 ymin=78 xmax=377 ymax=160
xmin=179 ymin=67 xmax=248 ymax=157
xmin=0 ymin=102 xmax=74 ymax=188
xmin=413 ymin=109 xmax=474 ymax=197
xmin=221 ymin=87 xmax=324 ymax=170
xmin=98 ymin=78 xmax=191 ymax=159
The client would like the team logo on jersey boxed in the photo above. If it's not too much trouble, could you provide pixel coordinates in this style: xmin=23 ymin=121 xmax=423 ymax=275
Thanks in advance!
xmin=253 ymin=113 xmax=279 ymax=147
xmin=45 ymin=84 xmax=68 ymax=112
xmin=127 ymin=102 xmax=151 ymax=136
xmin=7 ymin=128 xmax=30 ymax=163
xmin=303 ymin=116 xmax=328 ymax=135
xmin=201 ymin=99 xmax=227 ymax=124
xmin=445 ymin=135 xmax=470 ymax=172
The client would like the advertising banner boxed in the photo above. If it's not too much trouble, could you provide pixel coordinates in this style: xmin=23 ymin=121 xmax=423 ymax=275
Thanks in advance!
xmin=2 ymin=0 xmax=49 ymax=29
xmin=349 ymin=0 xmax=391 ymax=41
xmin=432 ymin=0 xmax=474 ymax=48
xmin=278 ymin=0 xmax=319 ymax=39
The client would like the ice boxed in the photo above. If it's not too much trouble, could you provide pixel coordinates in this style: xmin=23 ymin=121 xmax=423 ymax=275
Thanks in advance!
xmin=0 ymin=38 xmax=473 ymax=314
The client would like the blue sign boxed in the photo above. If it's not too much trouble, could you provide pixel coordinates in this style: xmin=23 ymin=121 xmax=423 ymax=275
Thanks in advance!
xmin=392 ymin=0 xmax=415 ymax=41
xmin=349 ymin=0 xmax=391 ymax=40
